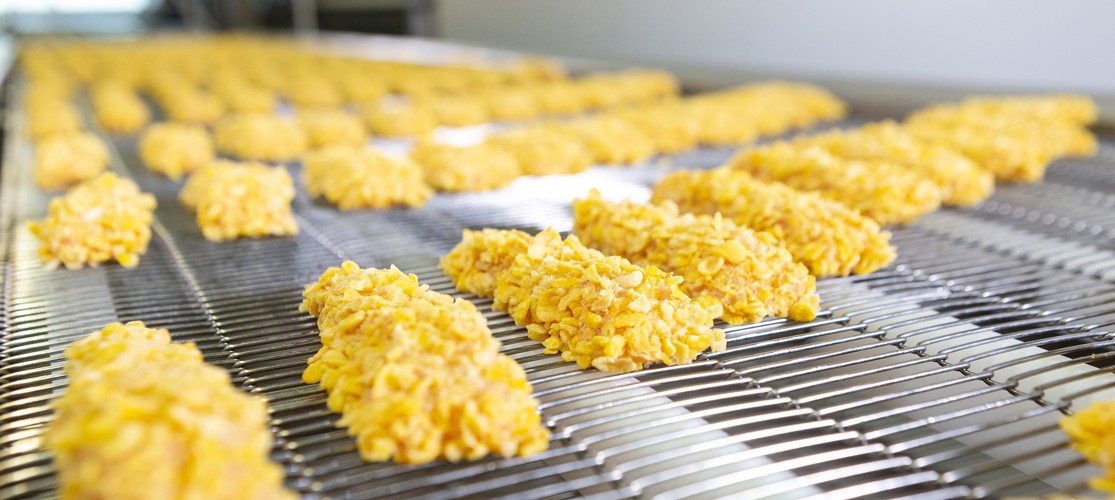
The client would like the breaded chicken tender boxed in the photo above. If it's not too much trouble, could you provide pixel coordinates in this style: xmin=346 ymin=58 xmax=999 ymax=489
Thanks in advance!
xmin=728 ymin=144 xmax=942 ymax=225
xmin=1062 ymin=400 xmax=1115 ymax=494
xmin=652 ymin=169 xmax=896 ymax=277
xmin=296 ymin=108 xmax=367 ymax=150
xmin=485 ymin=124 xmax=594 ymax=175
xmin=559 ymin=116 xmax=656 ymax=165
xmin=28 ymin=172 xmax=156 ymax=269
xmin=789 ymin=121 xmax=994 ymax=206
xmin=302 ymin=147 xmax=431 ymax=209
xmin=180 ymin=160 xmax=298 ymax=241
xmin=443 ymin=228 xmax=726 ymax=372
xmin=300 ymin=262 xmax=550 ymax=464
xmin=411 ymin=140 xmax=521 ymax=192
xmin=573 ymin=191 xmax=818 ymax=323
xmin=34 ymin=132 xmax=109 ymax=190
xmin=44 ymin=321 xmax=293 ymax=500
xmin=90 ymin=82 xmax=149 ymax=134
xmin=214 ymin=113 xmax=306 ymax=162
xmin=138 ymin=122 xmax=214 ymax=180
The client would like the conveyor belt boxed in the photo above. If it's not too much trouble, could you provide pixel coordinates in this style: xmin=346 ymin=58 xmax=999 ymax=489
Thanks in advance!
xmin=3 ymin=78 xmax=1115 ymax=498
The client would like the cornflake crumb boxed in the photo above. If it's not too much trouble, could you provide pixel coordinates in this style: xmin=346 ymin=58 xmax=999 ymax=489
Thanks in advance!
xmin=34 ymin=132 xmax=109 ymax=190
xmin=138 ymin=122 xmax=214 ymax=180
xmin=180 ymin=160 xmax=298 ymax=241
xmin=302 ymin=146 xmax=432 ymax=210
xmin=1061 ymin=400 xmax=1115 ymax=493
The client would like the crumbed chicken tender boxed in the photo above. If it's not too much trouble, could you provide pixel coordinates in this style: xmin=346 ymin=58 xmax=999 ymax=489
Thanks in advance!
xmin=559 ymin=116 xmax=656 ymax=165
xmin=606 ymin=102 xmax=701 ymax=154
xmin=485 ymin=124 xmax=593 ymax=175
xmin=443 ymin=228 xmax=726 ymax=372
xmin=359 ymin=100 xmax=437 ymax=137
xmin=573 ymin=191 xmax=818 ymax=323
xmin=441 ymin=228 xmax=533 ymax=297
xmin=180 ymin=160 xmax=298 ymax=241
xmin=44 ymin=321 xmax=293 ymax=500
xmin=90 ymin=82 xmax=149 ymax=134
xmin=214 ymin=113 xmax=306 ymax=162
xmin=411 ymin=140 xmax=521 ymax=192
xmin=26 ymin=98 xmax=82 ymax=140
xmin=34 ymin=132 xmax=109 ymax=190
xmin=303 ymin=147 xmax=431 ymax=209
xmin=138 ymin=122 xmax=214 ymax=180
xmin=282 ymin=74 xmax=343 ymax=108
xmin=300 ymin=262 xmax=550 ymax=464
xmin=729 ymin=144 xmax=942 ymax=225
xmin=419 ymin=93 xmax=491 ymax=127
xmin=162 ymin=89 xmax=225 ymax=125
xmin=1062 ymin=400 xmax=1115 ymax=494
xmin=28 ymin=172 xmax=155 ymax=269
xmin=210 ymin=78 xmax=276 ymax=113
xmin=532 ymin=81 xmax=590 ymax=115
xmin=297 ymin=108 xmax=367 ymax=150
xmin=905 ymin=95 xmax=1097 ymax=182
xmin=790 ymin=121 xmax=994 ymax=206
xmin=652 ymin=169 xmax=896 ymax=277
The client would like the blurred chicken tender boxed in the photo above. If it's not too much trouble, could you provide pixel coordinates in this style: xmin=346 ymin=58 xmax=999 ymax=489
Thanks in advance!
xmin=1061 ymin=400 xmax=1115 ymax=494
xmin=728 ymin=144 xmax=942 ymax=225
xmin=34 ymin=132 xmax=109 ymax=190
xmin=652 ymin=169 xmax=896 ymax=277
xmin=442 ymin=228 xmax=726 ymax=372
xmin=214 ymin=113 xmax=306 ymax=162
xmin=573 ymin=191 xmax=818 ymax=323
xmin=44 ymin=321 xmax=293 ymax=500
xmin=138 ymin=122 xmax=214 ymax=180
xmin=411 ymin=140 xmax=521 ymax=192
xmin=296 ymin=108 xmax=367 ymax=150
xmin=90 ymin=82 xmax=149 ymax=134
xmin=180 ymin=160 xmax=298 ymax=241
xmin=28 ymin=172 xmax=156 ymax=269
xmin=302 ymin=147 xmax=431 ymax=209
xmin=301 ymin=262 xmax=550 ymax=464
xmin=485 ymin=124 xmax=594 ymax=175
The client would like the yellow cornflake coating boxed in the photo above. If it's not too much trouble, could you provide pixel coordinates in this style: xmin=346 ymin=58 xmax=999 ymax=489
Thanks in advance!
xmin=485 ymin=124 xmax=593 ymax=175
xmin=33 ymin=132 xmax=109 ymax=190
xmin=652 ymin=169 xmax=896 ymax=277
xmin=441 ymin=228 xmax=533 ymax=297
xmin=359 ymin=100 xmax=437 ymax=137
xmin=90 ymin=82 xmax=149 ymax=134
xmin=180 ymin=160 xmax=298 ymax=241
xmin=214 ymin=113 xmax=306 ymax=162
xmin=26 ymin=98 xmax=82 ymax=141
xmin=1061 ymin=400 xmax=1115 ymax=493
xmin=443 ymin=228 xmax=726 ymax=372
xmin=532 ymin=81 xmax=590 ymax=115
xmin=559 ymin=116 xmax=657 ymax=165
xmin=606 ymin=102 xmax=701 ymax=154
xmin=411 ymin=140 xmax=522 ymax=192
xmin=573 ymin=191 xmax=818 ymax=324
xmin=479 ymin=86 xmax=541 ymax=121
xmin=303 ymin=147 xmax=432 ymax=210
xmin=790 ymin=121 xmax=994 ymax=206
xmin=138 ymin=122 xmax=214 ymax=180
xmin=28 ymin=172 xmax=156 ymax=270
xmin=161 ymin=89 xmax=225 ymax=125
xmin=729 ymin=144 xmax=942 ymax=226
xmin=905 ymin=95 xmax=1097 ymax=182
xmin=282 ymin=74 xmax=343 ymax=108
xmin=419 ymin=93 xmax=491 ymax=127
xmin=43 ymin=321 xmax=294 ymax=500
xmin=300 ymin=262 xmax=550 ymax=464
xmin=209 ymin=74 xmax=277 ymax=113
xmin=296 ymin=108 xmax=368 ymax=150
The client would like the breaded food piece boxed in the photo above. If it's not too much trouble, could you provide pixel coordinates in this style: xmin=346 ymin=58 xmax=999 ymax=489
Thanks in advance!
xmin=791 ymin=121 xmax=994 ymax=206
xmin=359 ymin=100 xmax=437 ymax=137
xmin=559 ymin=116 xmax=657 ymax=165
xmin=34 ymin=132 xmax=109 ymax=190
xmin=138 ymin=122 xmax=214 ymax=180
xmin=573 ymin=191 xmax=818 ymax=323
xmin=728 ymin=144 xmax=942 ymax=225
xmin=905 ymin=95 xmax=1097 ymax=182
xmin=441 ymin=228 xmax=533 ymax=297
xmin=214 ymin=113 xmax=306 ymax=162
xmin=532 ymin=81 xmax=590 ymax=115
xmin=300 ymin=262 xmax=550 ymax=464
xmin=485 ymin=124 xmax=593 ymax=175
xmin=479 ymin=86 xmax=541 ymax=121
xmin=652 ymin=169 xmax=896 ymax=277
xmin=180 ymin=160 xmax=298 ymax=241
xmin=26 ymin=98 xmax=82 ymax=140
xmin=1062 ymin=400 xmax=1115 ymax=493
xmin=420 ymin=93 xmax=491 ymax=127
xmin=162 ymin=89 xmax=225 ymax=125
xmin=210 ymin=77 xmax=276 ymax=114
xmin=606 ymin=102 xmax=701 ymax=154
xmin=411 ymin=140 xmax=521 ymax=192
xmin=683 ymin=99 xmax=762 ymax=146
xmin=28 ymin=172 xmax=156 ymax=269
xmin=337 ymin=72 xmax=388 ymax=103
xmin=444 ymin=228 xmax=726 ymax=372
xmin=90 ymin=82 xmax=149 ymax=134
xmin=683 ymin=81 xmax=847 ymax=145
xmin=43 ymin=321 xmax=293 ymax=500
xmin=303 ymin=147 xmax=432 ymax=209
xmin=297 ymin=108 xmax=367 ymax=150
xmin=282 ymin=75 xmax=343 ymax=108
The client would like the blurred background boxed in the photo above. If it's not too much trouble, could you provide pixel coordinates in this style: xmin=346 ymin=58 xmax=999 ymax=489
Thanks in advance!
xmin=1 ymin=0 xmax=1111 ymax=121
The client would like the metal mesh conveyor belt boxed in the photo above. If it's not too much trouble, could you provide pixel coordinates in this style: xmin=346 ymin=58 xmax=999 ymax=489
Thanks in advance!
xmin=4 ymin=79 xmax=1115 ymax=499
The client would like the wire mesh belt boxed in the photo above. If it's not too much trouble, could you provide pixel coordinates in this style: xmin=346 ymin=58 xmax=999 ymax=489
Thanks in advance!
xmin=4 ymin=91 xmax=1115 ymax=499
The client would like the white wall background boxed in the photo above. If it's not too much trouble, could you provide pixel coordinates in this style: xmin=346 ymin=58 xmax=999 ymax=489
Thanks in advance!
xmin=435 ymin=0 xmax=1114 ymax=120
